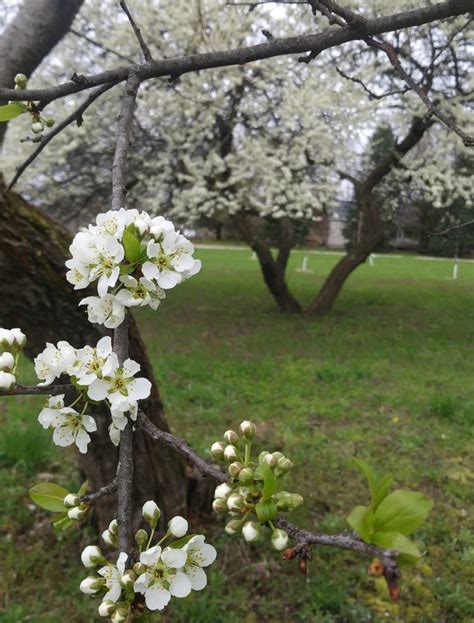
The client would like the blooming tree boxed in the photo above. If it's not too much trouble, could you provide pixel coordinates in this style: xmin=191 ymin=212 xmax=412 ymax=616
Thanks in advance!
xmin=0 ymin=0 xmax=471 ymax=619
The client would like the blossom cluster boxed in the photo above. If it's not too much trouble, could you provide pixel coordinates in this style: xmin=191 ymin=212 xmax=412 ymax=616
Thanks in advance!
xmin=66 ymin=209 xmax=201 ymax=328
xmin=211 ymin=421 xmax=303 ymax=550
xmin=35 ymin=336 xmax=151 ymax=450
xmin=0 ymin=327 xmax=26 ymax=390
xmin=80 ymin=500 xmax=217 ymax=620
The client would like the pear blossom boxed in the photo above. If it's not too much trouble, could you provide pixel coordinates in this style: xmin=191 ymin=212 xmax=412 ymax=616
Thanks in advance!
xmin=0 ymin=327 xmax=26 ymax=351
xmin=142 ymin=231 xmax=200 ymax=289
xmin=80 ymin=575 xmax=106 ymax=595
xmin=81 ymin=545 xmax=106 ymax=568
xmin=38 ymin=394 xmax=65 ymax=428
xmin=242 ymin=521 xmax=260 ymax=543
xmin=74 ymin=336 xmax=113 ymax=386
xmin=0 ymin=370 xmax=16 ymax=390
xmin=142 ymin=500 xmax=161 ymax=524
xmin=98 ymin=552 xmax=128 ymax=603
xmin=182 ymin=535 xmax=217 ymax=590
xmin=133 ymin=545 xmax=191 ymax=611
xmin=79 ymin=294 xmax=126 ymax=329
xmin=39 ymin=397 xmax=97 ymax=453
xmin=0 ymin=352 xmax=15 ymax=372
xmin=34 ymin=341 xmax=77 ymax=386
xmin=115 ymin=275 xmax=165 ymax=310
xmin=168 ymin=516 xmax=188 ymax=538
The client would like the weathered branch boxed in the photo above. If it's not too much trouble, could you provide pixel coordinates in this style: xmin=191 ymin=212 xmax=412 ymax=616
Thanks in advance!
xmin=0 ymin=383 xmax=73 ymax=396
xmin=4 ymin=82 xmax=119 ymax=194
xmin=0 ymin=1 xmax=470 ymax=108
xmin=81 ymin=479 xmax=117 ymax=505
xmin=119 ymin=0 xmax=153 ymax=63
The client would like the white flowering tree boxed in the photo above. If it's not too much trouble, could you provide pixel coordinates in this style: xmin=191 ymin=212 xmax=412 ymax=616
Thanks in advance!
xmin=0 ymin=0 xmax=471 ymax=619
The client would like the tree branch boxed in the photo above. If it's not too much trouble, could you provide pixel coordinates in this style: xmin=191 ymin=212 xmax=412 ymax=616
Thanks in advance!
xmin=0 ymin=383 xmax=73 ymax=396
xmin=81 ymin=479 xmax=117 ymax=505
xmin=119 ymin=0 xmax=153 ymax=63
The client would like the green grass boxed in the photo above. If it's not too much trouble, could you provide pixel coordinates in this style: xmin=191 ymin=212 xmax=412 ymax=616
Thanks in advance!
xmin=1 ymin=248 xmax=474 ymax=622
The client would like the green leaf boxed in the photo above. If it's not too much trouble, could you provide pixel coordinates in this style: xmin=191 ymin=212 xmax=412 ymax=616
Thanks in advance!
xmin=119 ymin=263 xmax=136 ymax=275
xmin=77 ymin=480 xmax=89 ymax=497
xmin=373 ymin=490 xmax=433 ymax=536
xmin=346 ymin=505 xmax=373 ymax=543
xmin=122 ymin=227 xmax=141 ymax=263
xmin=29 ymin=482 xmax=69 ymax=512
xmin=261 ymin=463 xmax=277 ymax=502
xmin=371 ymin=531 xmax=422 ymax=565
xmin=353 ymin=457 xmax=393 ymax=511
xmin=52 ymin=513 xmax=75 ymax=532
xmin=255 ymin=500 xmax=277 ymax=523
xmin=372 ymin=473 xmax=394 ymax=510
xmin=353 ymin=458 xmax=378 ymax=498
xmin=169 ymin=534 xmax=196 ymax=549
xmin=0 ymin=102 xmax=27 ymax=122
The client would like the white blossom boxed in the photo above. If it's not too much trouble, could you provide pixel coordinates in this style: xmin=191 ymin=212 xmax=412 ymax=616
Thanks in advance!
xmin=98 ymin=552 xmax=128 ymax=603
xmin=168 ymin=516 xmax=188 ymax=538
xmin=34 ymin=341 xmax=77 ymax=386
xmin=79 ymin=294 xmax=126 ymax=329
xmin=39 ymin=395 xmax=97 ymax=453
xmin=0 ymin=370 xmax=16 ymax=390
xmin=182 ymin=535 xmax=217 ymax=590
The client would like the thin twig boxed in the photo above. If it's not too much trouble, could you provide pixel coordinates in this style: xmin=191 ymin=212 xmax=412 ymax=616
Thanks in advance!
xmin=119 ymin=0 xmax=153 ymax=62
xmin=4 ymin=82 xmax=119 ymax=194
xmin=0 ymin=383 xmax=73 ymax=396
xmin=429 ymin=218 xmax=474 ymax=237
xmin=81 ymin=479 xmax=117 ymax=504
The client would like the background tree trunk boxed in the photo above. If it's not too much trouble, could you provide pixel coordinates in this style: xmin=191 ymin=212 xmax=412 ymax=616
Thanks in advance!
xmin=0 ymin=185 xmax=212 ymax=530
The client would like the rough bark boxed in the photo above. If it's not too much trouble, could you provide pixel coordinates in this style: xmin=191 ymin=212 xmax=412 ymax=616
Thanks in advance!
xmin=0 ymin=0 xmax=84 ymax=146
xmin=0 ymin=184 xmax=197 ymax=530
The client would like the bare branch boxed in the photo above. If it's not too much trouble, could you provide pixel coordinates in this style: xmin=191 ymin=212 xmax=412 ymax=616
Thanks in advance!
xmin=0 ymin=383 xmax=73 ymax=396
xmin=119 ymin=0 xmax=153 ymax=63
xmin=69 ymin=28 xmax=133 ymax=62
xmin=4 ymin=82 xmax=119 ymax=194
xmin=429 ymin=218 xmax=474 ymax=237
xmin=81 ymin=479 xmax=117 ymax=505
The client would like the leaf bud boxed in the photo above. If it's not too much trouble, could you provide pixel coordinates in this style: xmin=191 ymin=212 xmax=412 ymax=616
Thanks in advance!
xmin=242 ymin=521 xmax=261 ymax=543
xmin=211 ymin=441 xmax=225 ymax=460
xmin=224 ymin=430 xmax=239 ymax=445
xmin=271 ymin=529 xmax=289 ymax=551
xmin=239 ymin=420 xmax=256 ymax=440
xmin=368 ymin=560 xmax=384 ymax=577
xmin=255 ymin=500 xmax=277 ymax=523
xmin=223 ymin=445 xmax=238 ymax=462
xmin=228 ymin=461 xmax=243 ymax=478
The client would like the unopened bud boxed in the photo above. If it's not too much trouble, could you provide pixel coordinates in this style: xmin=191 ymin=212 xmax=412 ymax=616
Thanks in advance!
xmin=224 ymin=445 xmax=238 ymax=462
xmin=31 ymin=121 xmax=44 ymax=134
xmin=277 ymin=457 xmax=293 ymax=473
xmin=108 ymin=519 xmax=118 ymax=535
xmin=214 ymin=482 xmax=232 ymax=499
xmin=81 ymin=545 xmax=106 ymax=568
xmin=111 ymin=606 xmax=129 ymax=622
xmin=121 ymin=570 xmax=135 ymax=588
xmin=228 ymin=461 xmax=243 ymax=478
xmin=68 ymin=506 xmax=87 ymax=520
xmin=238 ymin=467 xmax=254 ymax=484
xmin=64 ymin=493 xmax=80 ymax=508
xmin=98 ymin=600 xmax=117 ymax=617
xmin=224 ymin=430 xmax=239 ymax=445
xmin=258 ymin=451 xmax=270 ymax=464
xmin=10 ymin=328 xmax=26 ymax=349
xmin=212 ymin=498 xmax=228 ymax=514
xmin=211 ymin=441 xmax=225 ymax=460
xmin=0 ymin=352 xmax=15 ymax=372
xmin=80 ymin=576 xmax=105 ymax=595
xmin=142 ymin=500 xmax=161 ymax=526
xmin=227 ymin=493 xmax=245 ymax=513
xmin=133 ymin=561 xmax=146 ymax=576
xmin=242 ymin=521 xmax=261 ymax=543
xmin=14 ymin=73 xmax=28 ymax=89
xmin=0 ymin=371 xmax=16 ymax=390
xmin=168 ymin=515 xmax=188 ymax=538
xmin=263 ymin=453 xmax=278 ymax=468
xmin=239 ymin=420 xmax=256 ymax=440
xmin=271 ymin=529 xmax=289 ymax=551
xmin=225 ymin=519 xmax=242 ymax=535
xmin=102 ymin=529 xmax=117 ymax=548
xmin=368 ymin=560 xmax=384 ymax=577
xmin=134 ymin=529 xmax=148 ymax=549
xmin=45 ymin=118 xmax=55 ymax=128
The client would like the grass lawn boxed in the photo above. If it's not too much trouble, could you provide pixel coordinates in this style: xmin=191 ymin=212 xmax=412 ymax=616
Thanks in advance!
xmin=1 ymin=248 xmax=473 ymax=622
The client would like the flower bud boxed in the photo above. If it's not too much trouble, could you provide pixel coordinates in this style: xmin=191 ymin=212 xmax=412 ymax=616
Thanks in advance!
xmin=224 ymin=430 xmax=239 ymax=445
xmin=81 ymin=545 xmax=106 ymax=568
xmin=108 ymin=519 xmax=118 ymax=535
xmin=134 ymin=528 xmax=148 ymax=549
xmin=80 ymin=576 xmax=105 ymax=595
xmin=168 ymin=515 xmax=188 ymax=538
xmin=224 ymin=445 xmax=238 ymax=462
xmin=10 ymin=328 xmax=26 ymax=349
xmin=263 ymin=453 xmax=279 ymax=468
xmin=271 ymin=529 xmax=289 ymax=551
xmin=0 ymin=371 xmax=16 ymax=390
xmin=121 ymin=570 xmax=136 ymax=588
xmin=133 ymin=561 xmax=146 ymax=576
xmin=277 ymin=457 xmax=293 ymax=473
xmin=242 ymin=521 xmax=261 ymax=543
xmin=64 ymin=493 xmax=80 ymax=508
xmin=258 ymin=450 xmax=270 ymax=464
xmin=142 ymin=500 xmax=161 ymax=526
xmin=0 ymin=329 xmax=14 ymax=350
xmin=14 ymin=73 xmax=28 ymax=89
xmin=212 ymin=498 xmax=228 ymax=514
xmin=0 ymin=352 xmax=15 ymax=372
xmin=211 ymin=441 xmax=225 ymax=460
xmin=239 ymin=420 xmax=256 ymax=440
xmin=227 ymin=493 xmax=245 ymax=513
xmin=68 ymin=506 xmax=87 ymax=520
xmin=214 ymin=482 xmax=232 ymax=499
xmin=98 ymin=600 xmax=117 ymax=617
xmin=111 ymin=606 xmax=129 ymax=622
xmin=228 ymin=461 xmax=243 ymax=478
xmin=225 ymin=519 xmax=242 ymax=535
xmin=102 ymin=529 xmax=118 ymax=548
xmin=238 ymin=467 xmax=254 ymax=484
xmin=45 ymin=118 xmax=55 ymax=128
xmin=31 ymin=121 xmax=44 ymax=134
xmin=368 ymin=560 xmax=384 ymax=577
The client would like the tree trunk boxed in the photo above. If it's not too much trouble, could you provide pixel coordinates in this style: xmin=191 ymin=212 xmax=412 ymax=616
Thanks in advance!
xmin=0 ymin=184 xmax=209 ymax=530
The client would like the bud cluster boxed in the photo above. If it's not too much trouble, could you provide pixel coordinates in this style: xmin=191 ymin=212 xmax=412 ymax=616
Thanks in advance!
xmin=13 ymin=74 xmax=55 ymax=134
xmin=64 ymin=493 xmax=89 ymax=521
xmin=0 ymin=327 xmax=26 ymax=390
xmin=211 ymin=420 xmax=303 ymax=551
xmin=80 ymin=501 xmax=217 ymax=620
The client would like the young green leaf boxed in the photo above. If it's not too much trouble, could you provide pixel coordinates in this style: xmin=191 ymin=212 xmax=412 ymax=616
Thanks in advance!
xmin=255 ymin=500 xmax=277 ymax=523
xmin=372 ymin=473 xmax=394 ymax=510
xmin=29 ymin=482 xmax=70 ymax=512
xmin=346 ymin=505 xmax=373 ymax=543
xmin=371 ymin=531 xmax=422 ymax=565
xmin=261 ymin=463 xmax=277 ymax=502
xmin=122 ymin=227 xmax=141 ymax=263
xmin=52 ymin=512 xmax=75 ymax=532
xmin=0 ymin=102 xmax=27 ymax=122
xmin=169 ymin=534 xmax=196 ymax=549
xmin=373 ymin=490 xmax=433 ymax=536
xmin=77 ymin=480 xmax=89 ymax=498
xmin=353 ymin=457 xmax=393 ymax=511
